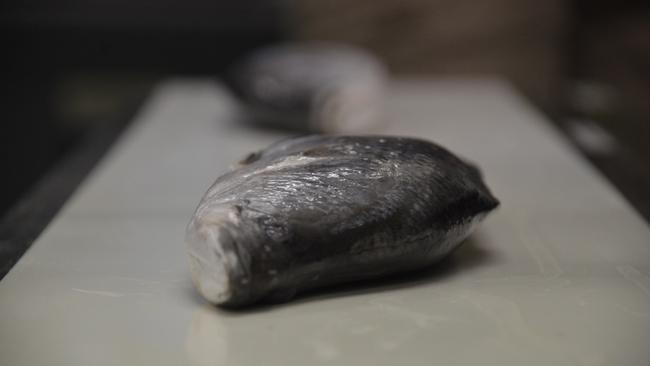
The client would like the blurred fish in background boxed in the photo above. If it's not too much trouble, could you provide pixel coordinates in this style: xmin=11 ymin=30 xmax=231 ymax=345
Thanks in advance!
xmin=225 ymin=43 xmax=388 ymax=133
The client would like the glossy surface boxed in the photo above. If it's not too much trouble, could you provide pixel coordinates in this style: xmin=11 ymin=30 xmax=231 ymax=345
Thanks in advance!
xmin=1 ymin=79 xmax=650 ymax=365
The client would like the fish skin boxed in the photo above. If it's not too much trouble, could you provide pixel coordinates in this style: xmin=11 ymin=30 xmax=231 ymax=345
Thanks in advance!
xmin=186 ymin=135 xmax=499 ymax=307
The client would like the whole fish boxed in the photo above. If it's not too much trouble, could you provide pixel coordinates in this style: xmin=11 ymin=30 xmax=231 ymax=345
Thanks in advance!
xmin=186 ymin=135 xmax=499 ymax=307
xmin=225 ymin=43 xmax=387 ymax=133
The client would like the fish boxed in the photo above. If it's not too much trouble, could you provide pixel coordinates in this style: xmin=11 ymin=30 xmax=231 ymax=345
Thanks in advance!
xmin=225 ymin=43 xmax=387 ymax=133
xmin=186 ymin=135 xmax=499 ymax=307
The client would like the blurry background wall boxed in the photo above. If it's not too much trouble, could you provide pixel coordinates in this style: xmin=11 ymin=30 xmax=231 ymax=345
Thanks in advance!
xmin=289 ymin=0 xmax=568 ymax=111
xmin=569 ymin=0 xmax=650 ymax=161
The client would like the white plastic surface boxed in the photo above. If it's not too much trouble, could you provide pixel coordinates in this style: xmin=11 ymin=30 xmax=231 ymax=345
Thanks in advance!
xmin=2 ymin=79 xmax=650 ymax=366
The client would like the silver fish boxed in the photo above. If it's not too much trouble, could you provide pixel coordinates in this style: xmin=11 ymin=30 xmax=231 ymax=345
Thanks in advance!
xmin=186 ymin=135 xmax=499 ymax=307
xmin=225 ymin=43 xmax=387 ymax=133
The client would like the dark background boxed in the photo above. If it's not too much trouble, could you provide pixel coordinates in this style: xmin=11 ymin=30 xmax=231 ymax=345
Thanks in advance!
xmin=1 ymin=0 xmax=649 ymax=220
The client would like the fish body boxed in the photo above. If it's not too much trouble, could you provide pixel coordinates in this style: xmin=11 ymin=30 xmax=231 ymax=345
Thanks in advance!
xmin=226 ymin=43 xmax=387 ymax=133
xmin=187 ymin=135 xmax=499 ymax=307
